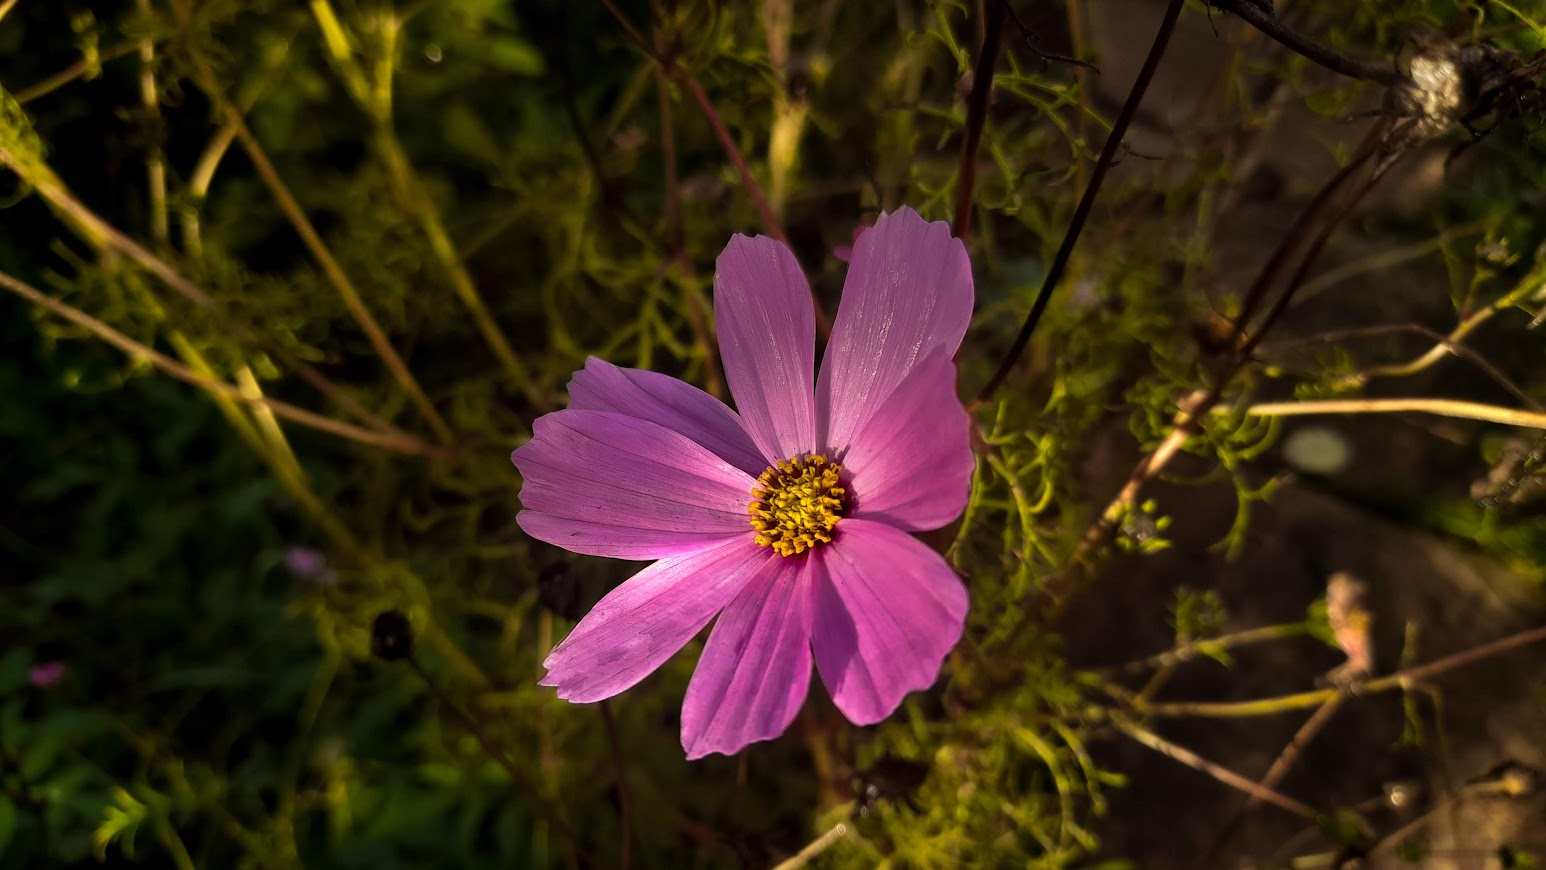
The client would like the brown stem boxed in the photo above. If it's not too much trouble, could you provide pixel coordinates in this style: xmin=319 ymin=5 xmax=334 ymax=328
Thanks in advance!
xmin=952 ymin=0 xmax=1007 ymax=240
xmin=1212 ymin=0 xmax=1406 ymax=87
xmin=1038 ymin=122 xmax=1400 ymax=622
xmin=1230 ymin=145 xmax=1378 ymax=341
xmin=1095 ymin=623 xmax=1309 ymax=675
xmin=975 ymin=0 xmax=1187 ymax=405
xmin=1199 ymin=696 xmax=1347 ymax=863
xmin=679 ymin=71 xmax=788 ymax=245
xmin=1115 ymin=719 xmax=1317 ymax=817
xmin=1240 ymin=152 xmax=1401 ymax=355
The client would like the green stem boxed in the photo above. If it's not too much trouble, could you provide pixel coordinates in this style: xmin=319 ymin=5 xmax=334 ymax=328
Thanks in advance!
xmin=1143 ymin=624 xmax=1546 ymax=718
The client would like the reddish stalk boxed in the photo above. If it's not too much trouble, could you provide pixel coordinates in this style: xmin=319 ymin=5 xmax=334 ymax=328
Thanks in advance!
xmin=952 ymin=0 xmax=1007 ymax=240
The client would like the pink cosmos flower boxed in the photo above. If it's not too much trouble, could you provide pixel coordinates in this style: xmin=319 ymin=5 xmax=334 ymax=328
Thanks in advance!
xmin=512 ymin=207 xmax=974 ymax=759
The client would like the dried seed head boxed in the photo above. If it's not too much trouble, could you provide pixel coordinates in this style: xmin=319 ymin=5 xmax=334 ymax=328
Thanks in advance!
xmin=1384 ymin=33 xmax=1546 ymax=150
xmin=1384 ymin=33 xmax=1467 ymax=147
xmin=371 ymin=611 xmax=415 ymax=661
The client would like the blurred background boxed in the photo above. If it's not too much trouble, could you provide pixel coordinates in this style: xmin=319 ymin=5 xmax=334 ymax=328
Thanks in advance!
xmin=2 ymin=0 xmax=1545 ymax=867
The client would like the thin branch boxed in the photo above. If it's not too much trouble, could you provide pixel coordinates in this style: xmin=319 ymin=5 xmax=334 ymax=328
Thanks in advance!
xmin=599 ymin=0 xmax=648 ymax=48
xmin=975 ymin=0 xmax=1187 ymax=404
xmin=771 ymin=822 xmax=850 ymax=870
xmin=170 ymin=1 xmax=453 ymax=443
xmin=1247 ymin=695 xmax=1346 ymax=809
xmin=679 ymin=71 xmax=787 ymax=244
xmin=1093 ymin=622 xmax=1308 ymax=676
xmin=604 ymin=1 xmax=787 ymax=241
xmin=952 ymin=0 xmax=1007 ymax=240
xmin=1114 ymin=720 xmax=1317 ymax=817
xmin=13 ymin=40 xmax=140 ymax=104
xmin=1211 ymin=0 xmax=1406 ymax=87
xmin=1240 ymin=152 xmax=1402 ymax=355
xmin=181 ymin=33 xmax=294 ymax=257
xmin=135 ymin=0 xmax=169 ymax=248
xmin=306 ymin=1 xmax=544 ymax=408
xmin=1283 ymin=323 xmax=1540 ymax=411
xmin=1231 ymin=142 xmax=1379 ymax=340
xmin=1037 ymin=121 xmax=1400 ymax=621
xmin=603 ymin=0 xmax=832 ymax=334
xmin=1244 ymin=397 xmax=1546 ymax=430
xmin=657 ymin=69 xmax=723 ymax=398
xmin=1143 ymin=623 xmax=1546 ymax=718
xmin=1331 ymin=272 xmax=1546 ymax=393
xmin=1200 ymin=696 xmax=1348 ymax=861
xmin=362 ymin=51 xmax=546 ymax=405
xmin=0 ymin=270 xmax=449 ymax=459
xmin=0 ymin=140 xmax=407 ymax=438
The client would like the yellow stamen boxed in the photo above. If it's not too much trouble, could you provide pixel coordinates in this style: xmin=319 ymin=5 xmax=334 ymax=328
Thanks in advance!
xmin=748 ymin=454 xmax=847 ymax=557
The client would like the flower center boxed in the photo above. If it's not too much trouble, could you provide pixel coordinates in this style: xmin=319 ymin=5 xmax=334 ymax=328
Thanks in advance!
xmin=748 ymin=454 xmax=847 ymax=557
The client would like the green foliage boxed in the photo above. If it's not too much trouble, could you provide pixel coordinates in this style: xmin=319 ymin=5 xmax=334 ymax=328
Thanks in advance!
xmin=2 ymin=0 xmax=1544 ymax=866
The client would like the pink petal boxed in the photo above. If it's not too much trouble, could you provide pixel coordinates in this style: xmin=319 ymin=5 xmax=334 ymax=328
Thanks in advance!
xmin=568 ymin=357 xmax=766 ymax=475
xmin=680 ymin=555 xmax=814 ymax=759
xmin=513 ymin=409 xmax=757 ymax=560
xmin=714 ymin=234 xmax=817 ymax=465
xmin=817 ymin=207 xmax=973 ymax=451
xmin=811 ymin=519 xmax=968 ymax=725
xmin=540 ymin=539 xmax=774 ymax=703
xmin=841 ymin=350 xmax=973 ymax=532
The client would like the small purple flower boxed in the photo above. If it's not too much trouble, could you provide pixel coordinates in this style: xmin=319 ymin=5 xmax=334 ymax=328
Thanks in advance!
xmin=283 ymin=546 xmax=337 ymax=586
xmin=29 ymin=661 xmax=66 ymax=687
xmin=513 ymin=207 xmax=974 ymax=759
